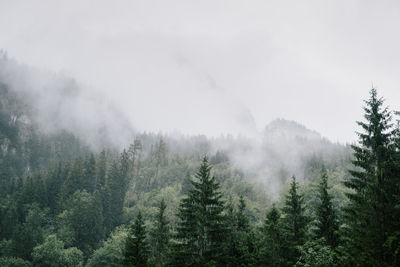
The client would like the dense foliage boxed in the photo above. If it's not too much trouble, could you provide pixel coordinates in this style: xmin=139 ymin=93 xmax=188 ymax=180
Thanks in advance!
xmin=0 ymin=61 xmax=399 ymax=267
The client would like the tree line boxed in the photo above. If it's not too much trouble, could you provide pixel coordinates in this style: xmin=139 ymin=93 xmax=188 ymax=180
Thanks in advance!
xmin=118 ymin=89 xmax=400 ymax=266
xmin=117 ymin=157 xmax=334 ymax=266
xmin=0 ymin=88 xmax=399 ymax=266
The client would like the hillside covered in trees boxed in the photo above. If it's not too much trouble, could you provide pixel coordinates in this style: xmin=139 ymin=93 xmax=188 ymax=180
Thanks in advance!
xmin=1 ymin=54 xmax=400 ymax=267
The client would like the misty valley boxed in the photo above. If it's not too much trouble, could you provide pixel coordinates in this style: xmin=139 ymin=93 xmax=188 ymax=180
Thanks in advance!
xmin=1 ymin=52 xmax=400 ymax=267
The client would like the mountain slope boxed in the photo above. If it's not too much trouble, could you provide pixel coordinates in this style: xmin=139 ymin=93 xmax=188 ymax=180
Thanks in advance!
xmin=0 ymin=52 xmax=134 ymax=150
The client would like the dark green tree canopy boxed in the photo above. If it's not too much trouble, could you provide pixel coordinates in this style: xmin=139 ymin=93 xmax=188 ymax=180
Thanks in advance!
xmin=315 ymin=167 xmax=339 ymax=247
xmin=123 ymin=211 xmax=149 ymax=267
xmin=172 ymin=156 xmax=228 ymax=266
xmin=344 ymin=88 xmax=400 ymax=266
xmin=282 ymin=176 xmax=308 ymax=266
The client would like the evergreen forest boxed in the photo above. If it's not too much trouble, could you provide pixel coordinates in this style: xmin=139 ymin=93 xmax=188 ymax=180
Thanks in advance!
xmin=1 ymin=55 xmax=400 ymax=267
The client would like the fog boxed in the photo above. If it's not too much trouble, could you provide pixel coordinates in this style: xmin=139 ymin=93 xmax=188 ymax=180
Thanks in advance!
xmin=0 ymin=54 xmax=134 ymax=149
xmin=1 ymin=0 xmax=400 ymax=143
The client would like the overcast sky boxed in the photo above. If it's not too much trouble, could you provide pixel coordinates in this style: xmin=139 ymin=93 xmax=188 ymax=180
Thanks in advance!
xmin=1 ymin=0 xmax=400 ymax=143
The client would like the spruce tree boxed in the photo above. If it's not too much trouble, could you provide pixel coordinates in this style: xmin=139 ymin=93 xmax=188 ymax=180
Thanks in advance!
xmin=107 ymin=161 xmax=125 ymax=228
xmin=83 ymin=154 xmax=96 ymax=193
xmin=224 ymin=200 xmax=237 ymax=266
xmin=150 ymin=199 xmax=170 ymax=267
xmin=235 ymin=195 xmax=252 ymax=266
xmin=45 ymin=163 xmax=64 ymax=214
xmin=60 ymin=158 xmax=83 ymax=204
xmin=315 ymin=167 xmax=339 ymax=247
xmin=386 ymin=111 xmax=400 ymax=264
xmin=258 ymin=205 xmax=284 ymax=267
xmin=344 ymin=88 xmax=397 ymax=265
xmin=237 ymin=195 xmax=249 ymax=232
xmin=225 ymin=196 xmax=252 ymax=266
xmin=63 ymin=190 xmax=104 ymax=257
xmin=123 ymin=211 xmax=149 ymax=267
xmin=282 ymin=176 xmax=308 ymax=265
xmin=120 ymin=149 xmax=130 ymax=186
xmin=171 ymin=192 xmax=198 ymax=266
xmin=96 ymin=150 xmax=107 ymax=190
xmin=101 ymin=184 xmax=113 ymax=235
xmin=172 ymin=156 xmax=227 ymax=266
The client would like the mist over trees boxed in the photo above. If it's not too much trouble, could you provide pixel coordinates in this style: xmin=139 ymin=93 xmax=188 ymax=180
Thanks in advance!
xmin=1 ymin=54 xmax=400 ymax=266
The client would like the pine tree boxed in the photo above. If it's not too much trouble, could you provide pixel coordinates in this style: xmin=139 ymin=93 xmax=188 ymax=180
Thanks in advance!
xmin=63 ymin=190 xmax=104 ymax=257
xmin=315 ymin=167 xmax=339 ymax=247
xmin=224 ymin=200 xmax=237 ymax=266
xmin=101 ymin=184 xmax=113 ymax=235
xmin=172 ymin=156 xmax=227 ymax=266
xmin=386 ymin=111 xmax=400 ymax=264
xmin=82 ymin=154 xmax=96 ymax=193
xmin=60 ymin=158 xmax=83 ymax=204
xmin=225 ymin=196 xmax=252 ymax=267
xmin=32 ymin=174 xmax=47 ymax=207
xmin=107 ymin=161 xmax=125 ymax=228
xmin=123 ymin=211 xmax=149 ymax=267
xmin=258 ymin=205 xmax=284 ymax=267
xmin=129 ymin=138 xmax=142 ymax=180
xmin=282 ymin=176 xmax=308 ymax=265
xmin=344 ymin=88 xmax=397 ymax=265
xmin=120 ymin=149 xmax=130 ymax=187
xmin=181 ymin=171 xmax=192 ymax=194
xmin=170 ymin=192 xmax=198 ymax=266
xmin=45 ymin=163 xmax=65 ymax=214
xmin=237 ymin=195 xmax=249 ymax=232
xmin=96 ymin=150 xmax=112 ymax=234
xmin=150 ymin=199 xmax=170 ymax=267
xmin=235 ymin=195 xmax=252 ymax=266
xmin=96 ymin=150 xmax=107 ymax=190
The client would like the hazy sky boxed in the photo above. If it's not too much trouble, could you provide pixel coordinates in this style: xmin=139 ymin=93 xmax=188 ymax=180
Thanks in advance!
xmin=1 ymin=0 xmax=400 ymax=143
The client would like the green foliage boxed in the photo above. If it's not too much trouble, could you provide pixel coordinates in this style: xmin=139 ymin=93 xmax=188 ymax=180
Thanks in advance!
xmin=314 ymin=167 xmax=339 ymax=247
xmin=296 ymin=239 xmax=340 ymax=267
xmin=96 ymin=150 xmax=107 ymax=190
xmin=46 ymin=163 xmax=68 ymax=214
xmin=225 ymin=196 xmax=254 ymax=266
xmin=282 ymin=176 xmax=309 ymax=266
xmin=2 ymin=74 xmax=400 ymax=267
xmin=0 ymin=256 xmax=31 ymax=267
xmin=344 ymin=88 xmax=400 ymax=266
xmin=31 ymin=235 xmax=83 ymax=267
xmin=10 ymin=204 xmax=49 ymax=260
xmin=384 ymin=231 xmax=400 ymax=266
xmin=122 ymin=211 xmax=149 ymax=266
xmin=257 ymin=204 xmax=285 ymax=266
xmin=59 ymin=190 xmax=104 ymax=257
xmin=86 ymin=226 xmax=128 ymax=267
xmin=82 ymin=154 xmax=96 ymax=193
xmin=149 ymin=199 xmax=170 ymax=267
xmin=60 ymin=159 xmax=84 ymax=204
xmin=0 ymin=195 xmax=19 ymax=241
xmin=237 ymin=195 xmax=249 ymax=232
xmin=106 ymin=154 xmax=129 ymax=229
xmin=172 ymin=156 xmax=228 ymax=266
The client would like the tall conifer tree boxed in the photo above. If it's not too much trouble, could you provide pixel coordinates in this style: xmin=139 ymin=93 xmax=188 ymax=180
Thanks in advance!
xmin=107 ymin=160 xmax=125 ymax=228
xmin=282 ymin=176 xmax=308 ymax=266
xmin=258 ymin=205 xmax=284 ymax=267
xmin=172 ymin=156 xmax=227 ymax=266
xmin=344 ymin=88 xmax=397 ymax=265
xmin=150 ymin=199 xmax=170 ymax=267
xmin=83 ymin=154 xmax=96 ymax=193
xmin=123 ymin=211 xmax=149 ymax=267
xmin=315 ymin=167 xmax=339 ymax=247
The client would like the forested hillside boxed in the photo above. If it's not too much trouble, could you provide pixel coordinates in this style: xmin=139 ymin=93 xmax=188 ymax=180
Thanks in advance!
xmin=1 ymin=55 xmax=399 ymax=266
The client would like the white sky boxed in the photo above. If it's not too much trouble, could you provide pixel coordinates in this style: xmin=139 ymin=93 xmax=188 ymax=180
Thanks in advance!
xmin=1 ymin=0 xmax=400 ymax=143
